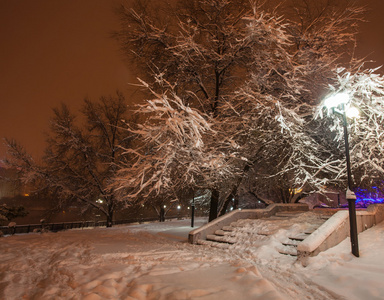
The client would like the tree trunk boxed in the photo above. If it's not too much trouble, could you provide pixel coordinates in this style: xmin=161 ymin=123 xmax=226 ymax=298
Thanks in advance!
xmin=233 ymin=197 xmax=239 ymax=210
xmin=218 ymin=197 xmax=231 ymax=217
xmin=280 ymin=189 xmax=287 ymax=203
xmin=209 ymin=189 xmax=219 ymax=222
xmin=105 ymin=201 xmax=114 ymax=227
xmin=248 ymin=191 xmax=273 ymax=206
xmin=218 ymin=162 xmax=251 ymax=216
xmin=159 ymin=206 xmax=165 ymax=222
xmin=212 ymin=70 xmax=221 ymax=117
xmin=219 ymin=192 xmax=234 ymax=216
xmin=106 ymin=211 xmax=113 ymax=227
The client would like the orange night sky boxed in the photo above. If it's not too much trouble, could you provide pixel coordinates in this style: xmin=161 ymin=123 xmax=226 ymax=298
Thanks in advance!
xmin=0 ymin=0 xmax=134 ymax=159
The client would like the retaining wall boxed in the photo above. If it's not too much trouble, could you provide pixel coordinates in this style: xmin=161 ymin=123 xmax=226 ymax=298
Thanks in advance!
xmin=297 ymin=204 xmax=384 ymax=265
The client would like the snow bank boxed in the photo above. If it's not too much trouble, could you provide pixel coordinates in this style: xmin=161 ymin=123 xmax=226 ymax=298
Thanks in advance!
xmin=1 ymin=217 xmax=383 ymax=299
xmin=0 ymin=218 xmax=283 ymax=300
xmin=303 ymin=221 xmax=384 ymax=300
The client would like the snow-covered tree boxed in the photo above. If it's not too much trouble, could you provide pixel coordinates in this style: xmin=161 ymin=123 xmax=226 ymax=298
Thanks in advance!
xmin=114 ymin=80 xmax=240 ymax=221
xmin=216 ymin=0 xmax=364 ymax=204
xmin=5 ymin=92 xmax=133 ymax=226
xmin=229 ymin=66 xmax=384 ymax=204
xmin=286 ymin=0 xmax=364 ymax=103
xmin=115 ymin=0 xmax=293 ymax=116
xmin=0 ymin=204 xmax=28 ymax=224
xmin=315 ymin=67 xmax=384 ymax=192
xmin=114 ymin=0 xmax=365 ymax=217
xmin=115 ymin=0 xmax=296 ymax=218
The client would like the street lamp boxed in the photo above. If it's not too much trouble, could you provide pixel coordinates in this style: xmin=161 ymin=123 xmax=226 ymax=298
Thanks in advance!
xmin=324 ymin=92 xmax=359 ymax=257
xmin=191 ymin=192 xmax=195 ymax=228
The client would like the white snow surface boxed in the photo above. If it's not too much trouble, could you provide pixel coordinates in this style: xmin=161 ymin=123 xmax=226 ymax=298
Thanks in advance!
xmin=1 ymin=217 xmax=384 ymax=300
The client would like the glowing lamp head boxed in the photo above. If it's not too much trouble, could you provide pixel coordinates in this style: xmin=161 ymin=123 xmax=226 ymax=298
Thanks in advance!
xmin=324 ymin=92 xmax=350 ymax=109
xmin=346 ymin=106 xmax=359 ymax=119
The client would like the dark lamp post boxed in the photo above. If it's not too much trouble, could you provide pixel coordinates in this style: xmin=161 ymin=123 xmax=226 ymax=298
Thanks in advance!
xmin=324 ymin=92 xmax=360 ymax=257
xmin=191 ymin=192 xmax=195 ymax=228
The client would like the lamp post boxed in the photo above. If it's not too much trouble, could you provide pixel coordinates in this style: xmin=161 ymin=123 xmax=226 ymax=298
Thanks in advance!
xmin=191 ymin=192 xmax=195 ymax=228
xmin=324 ymin=92 xmax=359 ymax=257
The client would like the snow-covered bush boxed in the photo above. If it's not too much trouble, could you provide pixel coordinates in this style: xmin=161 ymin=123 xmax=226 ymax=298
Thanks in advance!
xmin=0 ymin=204 xmax=28 ymax=223
xmin=8 ymin=222 xmax=16 ymax=228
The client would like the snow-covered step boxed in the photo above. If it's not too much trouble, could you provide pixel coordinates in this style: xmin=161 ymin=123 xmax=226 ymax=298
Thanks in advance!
xmin=282 ymin=239 xmax=301 ymax=247
xmin=303 ymin=226 xmax=322 ymax=234
xmin=214 ymin=230 xmax=235 ymax=237
xmin=196 ymin=239 xmax=231 ymax=249
xmin=302 ymin=221 xmax=326 ymax=234
xmin=260 ymin=216 xmax=288 ymax=221
xmin=222 ymin=226 xmax=235 ymax=232
xmin=277 ymin=245 xmax=298 ymax=256
xmin=267 ymin=216 xmax=290 ymax=220
xmin=288 ymin=233 xmax=309 ymax=241
xmin=206 ymin=234 xmax=236 ymax=244
xmin=256 ymin=230 xmax=276 ymax=236
xmin=230 ymin=227 xmax=267 ymax=235
xmin=275 ymin=212 xmax=303 ymax=218
xmin=230 ymin=221 xmax=247 ymax=228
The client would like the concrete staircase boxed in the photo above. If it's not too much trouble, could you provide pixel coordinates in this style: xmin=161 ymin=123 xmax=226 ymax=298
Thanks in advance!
xmin=196 ymin=211 xmax=330 ymax=257
xmin=277 ymin=213 xmax=330 ymax=256
xmin=190 ymin=204 xmax=384 ymax=262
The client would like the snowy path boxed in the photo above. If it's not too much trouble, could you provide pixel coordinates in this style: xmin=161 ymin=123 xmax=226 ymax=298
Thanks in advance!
xmin=1 ymin=218 xmax=383 ymax=299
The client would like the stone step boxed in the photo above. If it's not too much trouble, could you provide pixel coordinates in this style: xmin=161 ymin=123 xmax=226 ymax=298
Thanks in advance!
xmin=214 ymin=230 xmax=235 ymax=237
xmin=196 ymin=239 xmax=231 ymax=249
xmin=230 ymin=221 xmax=252 ymax=228
xmin=256 ymin=230 xmax=276 ymax=236
xmin=303 ymin=227 xmax=321 ymax=234
xmin=282 ymin=239 xmax=301 ymax=247
xmin=288 ymin=233 xmax=309 ymax=241
xmin=206 ymin=234 xmax=236 ymax=244
xmin=230 ymin=227 xmax=271 ymax=235
xmin=222 ymin=226 xmax=235 ymax=232
xmin=277 ymin=245 xmax=298 ymax=256
xmin=230 ymin=222 xmax=241 ymax=228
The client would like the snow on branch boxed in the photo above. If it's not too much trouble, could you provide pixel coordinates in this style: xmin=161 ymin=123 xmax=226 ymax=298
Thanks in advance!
xmin=115 ymin=79 xmax=237 ymax=202
xmin=317 ymin=67 xmax=384 ymax=190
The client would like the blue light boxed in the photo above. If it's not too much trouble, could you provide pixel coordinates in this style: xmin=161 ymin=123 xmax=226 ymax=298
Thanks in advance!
xmin=356 ymin=198 xmax=384 ymax=208
xmin=354 ymin=187 xmax=384 ymax=208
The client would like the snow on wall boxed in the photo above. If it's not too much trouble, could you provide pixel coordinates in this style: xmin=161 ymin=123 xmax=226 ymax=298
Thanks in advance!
xmin=298 ymin=210 xmax=349 ymax=253
xmin=298 ymin=204 xmax=384 ymax=262
xmin=367 ymin=203 xmax=384 ymax=224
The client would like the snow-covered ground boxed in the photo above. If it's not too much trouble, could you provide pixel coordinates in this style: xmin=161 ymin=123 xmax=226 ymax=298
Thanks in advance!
xmin=0 ymin=217 xmax=383 ymax=300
